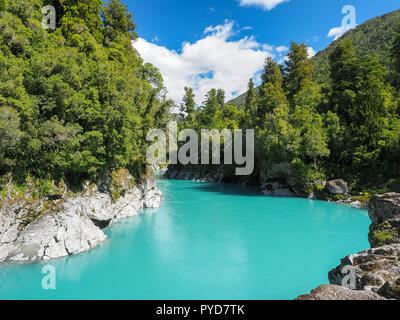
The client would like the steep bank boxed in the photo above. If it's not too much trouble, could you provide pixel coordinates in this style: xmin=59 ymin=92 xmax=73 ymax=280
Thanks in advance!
xmin=0 ymin=171 xmax=162 ymax=263
xmin=297 ymin=193 xmax=400 ymax=300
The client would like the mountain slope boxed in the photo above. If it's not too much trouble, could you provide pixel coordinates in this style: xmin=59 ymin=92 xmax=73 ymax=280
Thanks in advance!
xmin=228 ymin=9 xmax=400 ymax=107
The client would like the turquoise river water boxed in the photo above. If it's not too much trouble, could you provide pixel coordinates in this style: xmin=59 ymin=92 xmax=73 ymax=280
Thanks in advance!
xmin=0 ymin=178 xmax=370 ymax=300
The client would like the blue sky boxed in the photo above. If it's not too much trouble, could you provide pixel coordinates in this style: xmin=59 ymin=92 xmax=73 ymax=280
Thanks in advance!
xmin=125 ymin=0 xmax=400 ymax=104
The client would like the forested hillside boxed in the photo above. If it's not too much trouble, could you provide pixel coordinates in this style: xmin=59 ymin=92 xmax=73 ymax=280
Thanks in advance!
xmin=313 ymin=9 xmax=400 ymax=84
xmin=0 ymin=0 xmax=171 ymax=187
xmin=229 ymin=9 xmax=400 ymax=107
xmin=177 ymin=22 xmax=400 ymax=196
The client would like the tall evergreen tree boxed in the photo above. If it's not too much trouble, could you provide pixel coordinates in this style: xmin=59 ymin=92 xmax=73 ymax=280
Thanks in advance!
xmin=183 ymin=87 xmax=195 ymax=118
xmin=257 ymin=58 xmax=287 ymax=126
xmin=284 ymin=42 xmax=313 ymax=100
xmin=217 ymin=89 xmax=225 ymax=109
xmin=260 ymin=57 xmax=283 ymax=88
xmin=245 ymin=78 xmax=257 ymax=122
xmin=101 ymin=0 xmax=138 ymax=43
xmin=200 ymin=89 xmax=219 ymax=127
xmin=329 ymin=38 xmax=393 ymax=169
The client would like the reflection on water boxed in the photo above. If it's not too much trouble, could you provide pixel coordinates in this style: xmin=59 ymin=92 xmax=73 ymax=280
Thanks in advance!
xmin=0 ymin=179 xmax=370 ymax=300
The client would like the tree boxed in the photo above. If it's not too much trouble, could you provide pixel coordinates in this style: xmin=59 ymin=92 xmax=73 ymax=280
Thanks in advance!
xmin=259 ymin=103 xmax=300 ymax=167
xmin=300 ymin=113 xmax=330 ymax=166
xmin=0 ymin=107 xmax=21 ymax=150
xmin=183 ymin=87 xmax=195 ymax=118
xmin=245 ymin=78 xmax=257 ymax=123
xmin=261 ymin=57 xmax=283 ymax=88
xmin=199 ymin=89 xmax=219 ymax=127
xmin=0 ymin=0 xmax=8 ymax=11
xmin=60 ymin=0 xmax=103 ymax=42
xmin=217 ymin=89 xmax=225 ymax=109
xmin=102 ymin=0 xmax=138 ymax=43
xmin=329 ymin=38 xmax=357 ymax=95
xmin=391 ymin=23 xmax=400 ymax=88
xmin=328 ymin=37 xmax=395 ymax=172
xmin=258 ymin=82 xmax=287 ymax=126
xmin=0 ymin=106 xmax=22 ymax=171
xmin=257 ymin=58 xmax=287 ymax=126
xmin=284 ymin=42 xmax=313 ymax=100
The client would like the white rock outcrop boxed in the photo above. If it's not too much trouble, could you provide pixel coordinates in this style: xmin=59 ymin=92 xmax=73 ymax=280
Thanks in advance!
xmin=0 ymin=179 xmax=162 ymax=262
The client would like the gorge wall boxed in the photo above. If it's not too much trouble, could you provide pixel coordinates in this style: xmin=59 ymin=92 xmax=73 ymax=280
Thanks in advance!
xmin=0 ymin=171 xmax=162 ymax=263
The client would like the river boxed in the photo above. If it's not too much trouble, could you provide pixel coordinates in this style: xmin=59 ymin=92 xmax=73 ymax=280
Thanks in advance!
xmin=0 ymin=178 xmax=370 ymax=299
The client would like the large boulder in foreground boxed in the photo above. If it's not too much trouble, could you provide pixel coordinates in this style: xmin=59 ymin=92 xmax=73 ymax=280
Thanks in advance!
xmin=325 ymin=179 xmax=349 ymax=195
xmin=328 ymin=244 xmax=400 ymax=299
xmin=296 ymin=285 xmax=386 ymax=300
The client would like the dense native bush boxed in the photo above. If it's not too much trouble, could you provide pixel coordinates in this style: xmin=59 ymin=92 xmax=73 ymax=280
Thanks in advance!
xmin=0 ymin=0 xmax=171 ymax=185
xmin=178 ymin=26 xmax=400 ymax=193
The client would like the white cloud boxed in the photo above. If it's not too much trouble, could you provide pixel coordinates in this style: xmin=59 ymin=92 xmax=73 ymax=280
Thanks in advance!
xmin=133 ymin=21 xmax=276 ymax=105
xmin=238 ymin=0 xmax=289 ymax=11
xmin=307 ymin=46 xmax=316 ymax=58
xmin=276 ymin=45 xmax=288 ymax=53
xmin=327 ymin=23 xmax=357 ymax=41
xmin=327 ymin=26 xmax=348 ymax=41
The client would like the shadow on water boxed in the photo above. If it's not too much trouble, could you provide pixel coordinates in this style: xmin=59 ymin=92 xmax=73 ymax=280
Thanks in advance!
xmin=177 ymin=180 xmax=275 ymax=198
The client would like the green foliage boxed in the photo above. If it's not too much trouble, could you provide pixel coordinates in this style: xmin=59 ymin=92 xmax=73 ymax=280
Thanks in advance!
xmin=313 ymin=9 xmax=400 ymax=84
xmin=0 ymin=0 xmax=170 ymax=186
xmin=373 ymin=228 xmax=399 ymax=246
xmin=261 ymin=57 xmax=283 ymax=87
xmin=178 ymin=12 xmax=400 ymax=195
xmin=327 ymin=38 xmax=397 ymax=176
xmin=60 ymin=0 xmax=104 ymax=42
xmin=0 ymin=0 xmax=8 ymax=11
xmin=352 ymin=192 xmax=371 ymax=204
xmin=228 ymin=10 xmax=400 ymax=108
xmin=183 ymin=87 xmax=195 ymax=118
xmin=102 ymin=0 xmax=138 ymax=42
xmin=245 ymin=78 xmax=257 ymax=123
xmin=284 ymin=42 xmax=313 ymax=100
xmin=392 ymin=23 xmax=400 ymax=88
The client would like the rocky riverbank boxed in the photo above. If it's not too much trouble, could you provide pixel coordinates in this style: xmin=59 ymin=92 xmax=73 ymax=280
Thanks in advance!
xmin=164 ymin=164 xmax=368 ymax=208
xmin=0 ymin=170 xmax=162 ymax=263
xmin=297 ymin=193 xmax=400 ymax=300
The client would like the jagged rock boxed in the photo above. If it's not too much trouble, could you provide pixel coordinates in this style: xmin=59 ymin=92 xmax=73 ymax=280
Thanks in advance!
xmin=369 ymin=193 xmax=400 ymax=226
xmin=296 ymin=285 xmax=386 ymax=300
xmin=378 ymin=279 xmax=400 ymax=299
xmin=2 ymin=210 xmax=107 ymax=262
xmin=325 ymin=179 xmax=349 ymax=195
xmin=261 ymin=181 xmax=295 ymax=197
xmin=328 ymin=244 xmax=400 ymax=299
xmin=0 ymin=179 xmax=162 ymax=263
